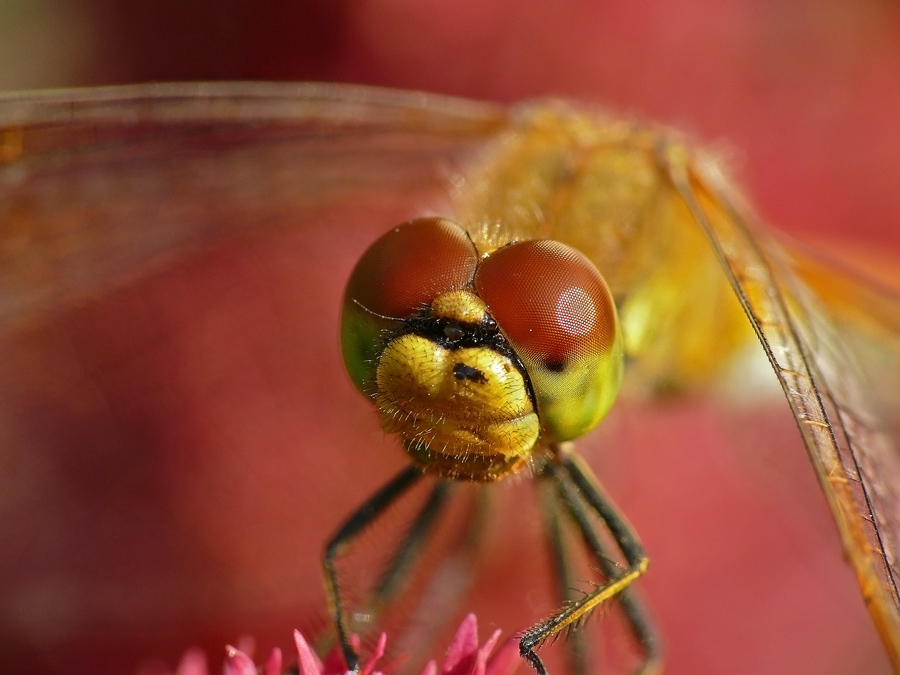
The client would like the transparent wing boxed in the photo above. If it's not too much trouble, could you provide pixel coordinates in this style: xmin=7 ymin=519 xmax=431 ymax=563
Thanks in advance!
xmin=4 ymin=84 xmax=897 ymax=672
xmin=0 ymin=82 xmax=507 ymax=332
xmin=0 ymin=84 xmax=512 ymax=674
xmin=665 ymin=146 xmax=900 ymax=668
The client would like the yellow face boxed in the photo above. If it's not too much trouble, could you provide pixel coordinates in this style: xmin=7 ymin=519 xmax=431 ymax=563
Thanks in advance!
xmin=341 ymin=217 xmax=623 ymax=481
xmin=375 ymin=291 xmax=540 ymax=481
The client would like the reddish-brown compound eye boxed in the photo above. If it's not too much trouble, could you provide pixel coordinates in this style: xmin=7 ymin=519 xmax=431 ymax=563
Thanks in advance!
xmin=341 ymin=217 xmax=479 ymax=395
xmin=475 ymin=240 xmax=617 ymax=367
xmin=474 ymin=240 xmax=623 ymax=442
xmin=346 ymin=217 xmax=478 ymax=318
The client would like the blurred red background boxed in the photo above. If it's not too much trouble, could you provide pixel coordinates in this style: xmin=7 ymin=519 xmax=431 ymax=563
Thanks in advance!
xmin=1 ymin=1 xmax=899 ymax=674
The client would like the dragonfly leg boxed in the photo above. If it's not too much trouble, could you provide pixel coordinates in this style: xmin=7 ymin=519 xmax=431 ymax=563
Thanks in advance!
xmin=370 ymin=479 xmax=453 ymax=606
xmin=322 ymin=465 xmax=425 ymax=671
xmin=538 ymin=477 xmax=591 ymax=675
xmin=520 ymin=451 xmax=661 ymax=675
xmin=558 ymin=454 xmax=662 ymax=675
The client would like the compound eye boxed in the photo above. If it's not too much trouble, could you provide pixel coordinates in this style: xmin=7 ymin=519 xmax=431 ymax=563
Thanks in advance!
xmin=474 ymin=240 xmax=622 ymax=442
xmin=346 ymin=217 xmax=478 ymax=319
xmin=475 ymin=240 xmax=617 ymax=369
xmin=341 ymin=218 xmax=478 ymax=395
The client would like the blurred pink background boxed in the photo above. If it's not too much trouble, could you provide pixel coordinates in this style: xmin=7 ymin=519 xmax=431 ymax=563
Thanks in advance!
xmin=1 ymin=2 xmax=899 ymax=674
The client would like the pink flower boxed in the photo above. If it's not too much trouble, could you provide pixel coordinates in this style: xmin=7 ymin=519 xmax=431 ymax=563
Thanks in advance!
xmin=148 ymin=614 xmax=520 ymax=675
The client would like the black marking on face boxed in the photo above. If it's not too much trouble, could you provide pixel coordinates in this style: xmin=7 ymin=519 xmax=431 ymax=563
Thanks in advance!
xmin=453 ymin=362 xmax=488 ymax=384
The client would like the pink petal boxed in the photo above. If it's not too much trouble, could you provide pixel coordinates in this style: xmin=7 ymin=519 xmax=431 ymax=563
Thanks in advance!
xmin=294 ymin=630 xmax=325 ymax=675
xmin=443 ymin=614 xmax=480 ymax=675
xmin=175 ymin=648 xmax=209 ymax=675
xmin=321 ymin=641 xmax=349 ymax=675
xmin=360 ymin=633 xmax=388 ymax=675
xmin=142 ymin=614 xmax=518 ymax=675
xmin=263 ymin=647 xmax=284 ymax=675
xmin=224 ymin=646 xmax=257 ymax=675
xmin=470 ymin=629 xmax=503 ymax=675
xmin=484 ymin=638 xmax=521 ymax=675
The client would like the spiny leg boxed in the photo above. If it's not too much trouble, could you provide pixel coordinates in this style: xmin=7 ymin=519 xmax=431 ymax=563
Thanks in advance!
xmin=538 ymin=478 xmax=591 ymax=675
xmin=519 ymin=450 xmax=651 ymax=675
xmin=556 ymin=455 xmax=662 ymax=675
xmin=372 ymin=479 xmax=453 ymax=608
xmin=323 ymin=465 xmax=425 ymax=671
xmin=389 ymin=484 xmax=492 ymax=664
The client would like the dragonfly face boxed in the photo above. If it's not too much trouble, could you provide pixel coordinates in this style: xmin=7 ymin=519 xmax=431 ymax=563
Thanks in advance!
xmin=0 ymin=84 xmax=897 ymax=675
xmin=341 ymin=216 xmax=623 ymax=477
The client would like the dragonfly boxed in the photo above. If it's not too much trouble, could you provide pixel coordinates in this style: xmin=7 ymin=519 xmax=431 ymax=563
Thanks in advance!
xmin=0 ymin=82 xmax=898 ymax=674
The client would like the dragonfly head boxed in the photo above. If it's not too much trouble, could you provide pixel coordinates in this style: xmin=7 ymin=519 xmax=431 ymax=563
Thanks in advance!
xmin=341 ymin=218 xmax=623 ymax=481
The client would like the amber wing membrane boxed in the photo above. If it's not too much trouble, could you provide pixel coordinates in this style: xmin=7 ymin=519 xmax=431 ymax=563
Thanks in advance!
xmin=2 ymin=83 xmax=900 ymax=669
xmin=0 ymin=83 xmax=508 ymax=331
xmin=0 ymin=83 xmax=513 ymax=672
xmin=664 ymin=145 xmax=900 ymax=668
